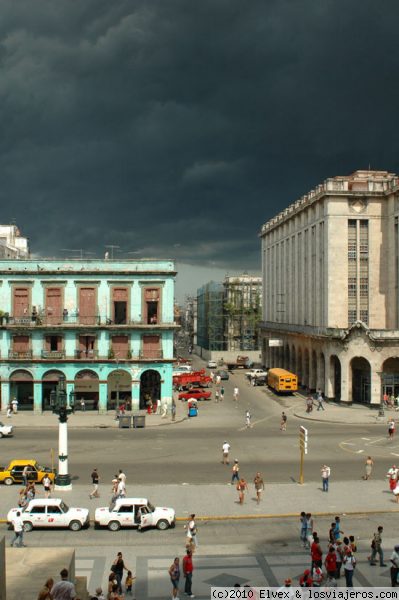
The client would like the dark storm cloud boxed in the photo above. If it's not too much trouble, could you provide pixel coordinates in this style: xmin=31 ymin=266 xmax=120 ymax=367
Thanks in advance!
xmin=1 ymin=0 xmax=399 ymax=268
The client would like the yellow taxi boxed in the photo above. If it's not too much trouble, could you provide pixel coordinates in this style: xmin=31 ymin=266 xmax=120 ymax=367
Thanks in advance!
xmin=0 ymin=459 xmax=56 ymax=486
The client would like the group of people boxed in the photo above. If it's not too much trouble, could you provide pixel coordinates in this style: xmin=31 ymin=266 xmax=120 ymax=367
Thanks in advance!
xmin=221 ymin=445 xmax=265 ymax=505
xmin=37 ymin=568 xmax=81 ymax=600
xmin=168 ymin=515 xmax=198 ymax=599
xmin=107 ymin=551 xmax=135 ymax=599
xmin=306 ymin=389 xmax=325 ymax=413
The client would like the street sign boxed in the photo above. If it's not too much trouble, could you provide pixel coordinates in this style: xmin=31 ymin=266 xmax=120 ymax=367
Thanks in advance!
xmin=268 ymin=339 xmax=283 ymax=347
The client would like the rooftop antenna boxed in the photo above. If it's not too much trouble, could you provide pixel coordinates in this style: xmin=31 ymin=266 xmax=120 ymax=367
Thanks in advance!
xmin=60 ymin=249 xmax=95 ymax=259
xmin=105 ymin=245 xmax=121 ymax=259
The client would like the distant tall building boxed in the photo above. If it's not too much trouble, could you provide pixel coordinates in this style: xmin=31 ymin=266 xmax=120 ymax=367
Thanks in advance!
xmin=0 ymin=224 xmax=29 ymax=259
xmin=224 ymin=275 xmax=262 ymax=351
xmin=260 ymin=169 xmax=399 ymax=405
xmin=196 ymin=275 xmax=262 ymax=357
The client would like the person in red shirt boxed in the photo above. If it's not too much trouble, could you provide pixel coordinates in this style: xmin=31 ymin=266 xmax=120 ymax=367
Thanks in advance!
xmin=299 ymin=569 xmax=313 ymax=587
xmin=311 ymin=535 xmax=323 ymax=569
xmin=182 ymin=549 xmax=194 ymax=598
xmin=325 ymin=546 xmax=337 ymax=581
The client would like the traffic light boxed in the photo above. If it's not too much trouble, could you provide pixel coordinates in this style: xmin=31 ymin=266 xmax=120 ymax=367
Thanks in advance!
xmin=299 ymin=425 xmax=308 ymax=455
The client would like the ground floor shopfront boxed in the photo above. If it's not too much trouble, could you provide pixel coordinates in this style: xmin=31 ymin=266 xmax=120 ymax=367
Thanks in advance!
xmin=0 ymin=362 xmax=173 ymax=413
xmin=261 ymin=321 xmax=399 ymax=405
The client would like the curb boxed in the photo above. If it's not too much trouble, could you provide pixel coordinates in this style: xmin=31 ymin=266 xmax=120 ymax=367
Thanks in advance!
xmin=7 ymin=417 xmax=187 ymax=429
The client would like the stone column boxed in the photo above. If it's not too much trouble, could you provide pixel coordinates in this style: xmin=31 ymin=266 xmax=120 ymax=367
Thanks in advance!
xmin=131 ymin=381 xmax=140 ymax=411
xmin=370 ymin=366 xmax=381 ymax=407
xmin=98 ymin=382 xmax=107 ymax=414
xmin=0 ymin=382 xmax=9 ymax=412
xmin=340 ymin=355 xmax=349 ymax=404
xmin=33 ymin=382 xmax=42 ymax=414
xmin=325 ymin=355 xmax=334 ymax=400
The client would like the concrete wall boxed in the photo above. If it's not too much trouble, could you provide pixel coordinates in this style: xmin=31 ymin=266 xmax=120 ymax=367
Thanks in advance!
xmin=194 ymin=347 xmax=262 ymax=365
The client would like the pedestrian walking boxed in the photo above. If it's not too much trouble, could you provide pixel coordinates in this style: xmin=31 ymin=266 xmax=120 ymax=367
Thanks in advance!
xmin=305 ymin=513 xmax=314 ymax=548
xmin=11 ymin=397 xmax=18 ymax=414
xmin=245 ymin=410 xmax=252 ymax=428
xmin=321 ymin=464 xmax=331 ymax=492
xmin=125 ymin=570 xmax=135 ymax=595
xmin=316 ymin=389 xmax=325 ymax=411
xmin=183 ymin=549 xmax=195 ymax=598
xmin=254 ymin=472 xmax=264 ymax=504
xmin=231 ymin=459 xmax=240 ymax=484
xmin=363 ymin=456 xmax=374 ymax=480
xmin=280 ymin=412 xmax=287 ymax=431
xmin=333 ymin=516 xmax=343 ymax=541
xmin=306 ymin=396 xmax=313 ymax=413
xmin=390 ymin=544 xmax=399 ymax=587
xmin=220 ymin=386 xmax=225 ymax=401
xmin=236 ymin=477 xmax=248 ymax=504
xmin=171 ymin=398 xmax=176 ymax=421
xmin=156 ymin=398 xmax=161 ymax=414
xmin=169 ymin=557 xmax=180 ymax=600
xmin=42 ymin=474 xmax=52 ymax=499
xmin=222 ymin=441 xmax=230 ymax=465
xmin=185 ymin=514 xmax=198 ymax=550
xmin=215 ymin=390 xmax=220 ymax=402
xmin=118 ymin=469 xmax=127 ymax=485
xmin=233 ymin=386 xmax=239 ymax=404
xmin=334 ymin=541 xmax=343 ymax=579
xmin=324 ymin=546 xmax=337 ymax=582
xmin=111 ymin=552 xmax=129 ymax=595
xmin=89 ymin=468 xmax=100 ymax=499
xmin=389 ymin=419 xmax=396 ymax=440
xmin=111 ymin=476 xmax=119 ymax=502
xmin=10 ymin=510 xmax=25 ymax=547
xmin=22 ymin=465 xmax=30 ymax=487
xmin=117 ymin=478 xmax=126 ymax=499
xmin=343 ymin=551 xmax=356 ymax=587
xmin=80 ymin=398 xmax=86 ymax=412
xmin=311 ymin=535 xmax=323 ymax=569
xmin=369 ymin=526 xmax=387 ymax=566
xmin=300 ymin=511 xmax=307 ymax=547
xmin=216 ymin=374 xmax=221 ymax=385
xmin=51 ymin=569 xmax=76 ymax=600
xmin=6 ymin=403 xmax=12 ymax=418
xmin=387 ymin=465 xmax=399 ymax=491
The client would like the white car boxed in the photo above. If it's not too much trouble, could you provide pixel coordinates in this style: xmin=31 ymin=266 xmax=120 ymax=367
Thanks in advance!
xmin=0 ymin=422 xmax=13 ymax=438
xmin=95 ymin=497 xmax=175 ymax=531
xmin=7 ymin=499 xmax=89 ymax=531
xmin=172 ymin=365 xmax=193 ymax=376
xmin=207 ymin=360 xmax=217 ymax=369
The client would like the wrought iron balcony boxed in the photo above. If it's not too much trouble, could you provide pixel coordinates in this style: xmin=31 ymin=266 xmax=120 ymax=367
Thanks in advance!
xmin=75 ymin=349 xmax=99 ymax=359
xmin=8 ymin=350 xmax=33 ymax=359
xmin=41 ymin=350 xmax=66 ymax=359
xmin=139 ymin=349 xmax=163 ymax=359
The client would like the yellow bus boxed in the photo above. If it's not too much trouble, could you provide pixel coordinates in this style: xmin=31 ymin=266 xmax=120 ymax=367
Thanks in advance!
xmin=267 ymin=368 xmax=298 ymax=393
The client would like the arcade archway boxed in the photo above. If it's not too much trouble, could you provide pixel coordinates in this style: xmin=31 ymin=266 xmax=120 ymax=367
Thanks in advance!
xmin=107 ymin=370 xmax=132 ymax=410
xmin=42 ymin=369 xmax=65 ymax=411
xmin=74 ymin=370 xmax=99 ymax=410
xmin=140 ymin=369 xmax=161 ymax=409
xmin=10 ymin=370 xmax=33 ymax=410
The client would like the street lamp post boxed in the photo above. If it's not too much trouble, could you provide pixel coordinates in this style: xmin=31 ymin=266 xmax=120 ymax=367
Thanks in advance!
xmin=50 ymin=374 xmax=73 ymax=490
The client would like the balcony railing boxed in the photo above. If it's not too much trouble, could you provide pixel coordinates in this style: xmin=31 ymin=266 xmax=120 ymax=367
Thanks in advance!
xmin=75 ymin=349 xmax=99 ymax=360
xmin=1 ymin=315 xmax=177 ymax=327
xmin=139 ymin=349 xmax=163 ymax=359
xmin=8 ymin=350 xmax=32 ymax=359
xmin=41 ymin=350 xmax=66 ymax=359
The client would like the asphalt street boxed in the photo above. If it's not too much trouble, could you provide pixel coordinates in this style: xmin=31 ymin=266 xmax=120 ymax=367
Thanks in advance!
xmin=1 ymin=355 xmax=394 ymax=484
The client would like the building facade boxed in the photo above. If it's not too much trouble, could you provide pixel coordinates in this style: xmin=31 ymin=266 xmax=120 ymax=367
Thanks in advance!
xmin=0 ymin=258 xmax=177 ymax=413
xmin=0 ymin=225 xmax=29 ymax=259
xmin=224 ymin=275 xmax=262 ymax=351
xmin=260 ymin=170 xmax=399 ymax=405
xmin=196 ymin=282 xmax=225 ymax=352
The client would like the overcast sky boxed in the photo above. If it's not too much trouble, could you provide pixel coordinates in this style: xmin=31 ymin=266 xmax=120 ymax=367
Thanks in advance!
xmin=2 ymin=1 xmax=399 ymax=300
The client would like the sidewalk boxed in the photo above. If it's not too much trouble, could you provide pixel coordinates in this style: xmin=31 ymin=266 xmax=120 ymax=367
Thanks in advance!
xmin=293 ymin=400 xmax=392 ymax=425
xmin=1 ymin=480 xmax=398 ymax=521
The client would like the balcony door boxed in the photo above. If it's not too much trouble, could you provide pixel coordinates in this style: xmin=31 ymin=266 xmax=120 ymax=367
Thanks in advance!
xmin=79 ymin=288 xmax=96 ymax=325
xmin=112 ymin=335 xmax=129 ymax=359
xmin=113 ymin=288 xmax=128 ymax=324
xmin=142 ymin=335 xmax=161 ymax=359
xmin=13 ymin=288 xmax=29 ymax=317
xmin=45 ymin=288 xmax=62 ymax=324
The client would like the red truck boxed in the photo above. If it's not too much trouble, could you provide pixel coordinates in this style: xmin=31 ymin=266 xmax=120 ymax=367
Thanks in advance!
xmin=225 ymin=355 xmax=252 ymax=371
xmin=173 ymin=369 xmax=212 ymax=390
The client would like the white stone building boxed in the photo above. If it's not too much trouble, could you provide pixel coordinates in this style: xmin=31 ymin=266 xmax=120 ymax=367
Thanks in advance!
xmin=260 ymin=170 xmax=399 ymax=405
xmin=0 ymin=225 xmax=29 ymax=259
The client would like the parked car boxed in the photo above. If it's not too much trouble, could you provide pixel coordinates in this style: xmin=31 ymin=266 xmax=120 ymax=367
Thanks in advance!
xmin=172 ymin=365 xmax=193 ymax=377
xmin=0 ymin=460 xmax=56 ymax=486
xmin=0 ymin=422 xmax=13 ymax=438
xmin=178 ymin=388 xmax=212 ymax=401
xmin=215 ymin=370 xmax=229 ymax=380
xmin=7 ymin=499 xmax=89 ymax=531
xmin=246 ymin=368 xmax=268 ymax=384
xmin=95 ymin=497 xmax=175 ymax=531
xmin=207 ymin=360 xmax=217 ymax=369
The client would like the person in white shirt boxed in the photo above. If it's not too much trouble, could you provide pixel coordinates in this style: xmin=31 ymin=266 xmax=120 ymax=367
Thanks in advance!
xmin=118 ymin=469 xmax=126 ymax=485
xmin=42 ymin=474 xmax=52 ymax=499
xmin=233 ymin=387 xmax=239 ymax=403
xmin=117 ymin=479 xmax=126 ymax=498
xmin=11 ymin=397 xmax=18 ymax=414
xmin=321 ymin=464 xmax=331 ymax=492
xmin=10 ymin=511 xmax=25 ymax=547
xmin=222 ymin=441 xmax=230 ymax=464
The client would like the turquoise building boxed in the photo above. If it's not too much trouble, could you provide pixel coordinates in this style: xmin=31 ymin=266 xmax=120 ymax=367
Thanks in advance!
xmin=0 ymin=258 xmax=177 ymax=413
